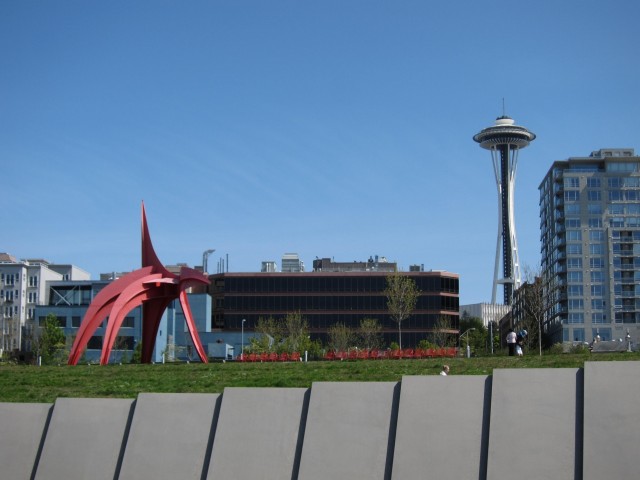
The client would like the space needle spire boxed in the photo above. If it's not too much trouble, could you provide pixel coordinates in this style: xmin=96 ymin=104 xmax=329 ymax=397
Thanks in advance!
xmin=473 ymin=115 xmax=536 ymax=305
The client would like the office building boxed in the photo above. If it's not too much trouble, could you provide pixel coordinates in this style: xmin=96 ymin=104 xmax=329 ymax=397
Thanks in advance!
xmin=539 ymin=148 xmax=640 ymax=345
xmin=209 ymin=270 xmax=459 ymax=348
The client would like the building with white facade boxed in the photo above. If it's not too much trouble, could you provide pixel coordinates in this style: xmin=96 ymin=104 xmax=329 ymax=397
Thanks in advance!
xmin=539 ymin=148 xmax=640 ymax=346
xmin=459 ymin=302 xmax=511 ymax=327
xmin=0 ymin=253 xmax=89 ymax=355
xmin=281 ymin=253 xmax=304 ymax=273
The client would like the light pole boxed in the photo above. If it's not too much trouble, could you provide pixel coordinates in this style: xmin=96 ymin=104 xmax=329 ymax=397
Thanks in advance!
xmin=241 ymin=318 xmax=246 ymax=361
xmin=460 ymin=328 xmax=476 ymax=358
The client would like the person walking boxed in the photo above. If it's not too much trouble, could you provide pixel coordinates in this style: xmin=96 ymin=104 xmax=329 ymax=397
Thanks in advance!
xmin=507 ymin=328 xmax=517 ymax=356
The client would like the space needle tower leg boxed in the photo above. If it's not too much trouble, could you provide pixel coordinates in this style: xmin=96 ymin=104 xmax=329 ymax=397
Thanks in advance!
xmin=474 ymin=116 xmax=535 ymax=305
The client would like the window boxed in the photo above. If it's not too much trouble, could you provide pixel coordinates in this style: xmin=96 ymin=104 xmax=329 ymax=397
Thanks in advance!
xmin=610 ymin=217 xmax=625 ymax=228
xmin=607 ymin=162 xmax=639 ymax=172
xmin=564 ymin=191 xmax=580 ymax=201
xmin=587 ymin=177 xmax=600 ymax=188
xmin=587 ymin=190 xmax=601 ymax=201
xmin=609 ymin=190 xmax=623 ymax=202
xmin=591 ymin=285 xmax=604 ymax=296
xmin=566 ymin=218 xmax=581 ymax=228
xmin=568 ymin=285 xmax=583 ymax=297
xmin=72 ymin=316 xmax=82 ymax=328
xmin=587 ymin=204 xmax=603 ymax=214
xmin=591 ymin=299 xmax=606 ymax=310
xmin=572 ymin=328 xmax=585 ymax=341
xmin=608 ymin=177 xmax=622 ymax=188
xmin=589 ymin=257 xmax=604 ymax=268
xmin=589 ymin=230 xmax=604 ymax=241
xmin=122 ymin=316 xmax=135 ymax=328
xmin=568 ymin=271 xmax=583 ymax=283
xmin=589 ymin=244 xmax=604 ymax=255
xmin=592 ymin=316 xmax=608 ymax=326
xmin=566 ymin=204 xmax=580 ymax=215
xmin=609 ymin=204 xmax=625 ymax=215
xmin=568 ymin=299 xmax=584 ymax=309
xmin=567 ymin=230 xmax=582 ymax=241
xmin=589 ymin=218 xmax=602 ymax=228
xmin=568 ymin=314 xmax=584 ymax=324
xmin=587 ymin=178 xmax=601 ymax=188
xmin=564 ymin=177 xmax=580 ymax=188
xmin=567 ymin=244 xmax=582 ymax=255
xmin=567 ymin=258 xmax=582 ymax=269
xmin=590 ymin=271 xmax=604 ymax=283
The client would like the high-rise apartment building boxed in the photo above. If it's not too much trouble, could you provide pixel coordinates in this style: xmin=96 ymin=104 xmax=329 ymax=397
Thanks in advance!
xmin=539 ymin=148 xmax=640 ymax=345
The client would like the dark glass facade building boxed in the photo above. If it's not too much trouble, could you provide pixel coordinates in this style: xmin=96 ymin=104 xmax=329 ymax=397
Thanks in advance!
xmin=209 ymin=271 xmax=459 ymax=348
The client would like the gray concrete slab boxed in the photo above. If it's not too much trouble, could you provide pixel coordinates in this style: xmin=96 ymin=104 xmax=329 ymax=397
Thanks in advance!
xmin=206 ymin=387 xmax=308 ymax=480
xmin=486 ymin=368 xmax=580 ymax=480
xmin=0 ymin=402 xmax=52 ymax=480
xmin=118 ymin=392 xmax=220 ymax=480
xmin=297 ymin=381 xmax=398 ymax=480
xmin=34 ymin=397 xmax=134 ymax=480
xmin=583 ymin=361 xmax=639 ymax=480
xmin=392 ymin=375 xmax=490 ymax=480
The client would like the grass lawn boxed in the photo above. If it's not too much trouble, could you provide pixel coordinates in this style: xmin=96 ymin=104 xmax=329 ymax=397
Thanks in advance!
xmin=0 ymin=352 xmax=638 ymax=403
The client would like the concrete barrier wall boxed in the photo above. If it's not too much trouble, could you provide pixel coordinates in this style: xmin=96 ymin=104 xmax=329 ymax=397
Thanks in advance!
xmin=1 ymin=361 xmax=636 ymax=480
xmin=486 ymin=368 xmax=581 ymax=480
xmin=583 ymin=362 xmax=639 ymax=480
xmin=35 ymin=397 xmax=134 ymax=480
xmin=392 ymin=375 xmax=491 ymax=479
xmin=0 ymin=402 xmax=51 ymax=480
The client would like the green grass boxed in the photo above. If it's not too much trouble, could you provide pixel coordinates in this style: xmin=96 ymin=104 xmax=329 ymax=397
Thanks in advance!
xmin=1 ymin=352 xmax=638 ymax=403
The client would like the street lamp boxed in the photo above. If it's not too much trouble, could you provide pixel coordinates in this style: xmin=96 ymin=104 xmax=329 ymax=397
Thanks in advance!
xmin=241 ymin=319 xmax=246 ymax=361
xmin=460 ymin=328 xmax=476 ymax=358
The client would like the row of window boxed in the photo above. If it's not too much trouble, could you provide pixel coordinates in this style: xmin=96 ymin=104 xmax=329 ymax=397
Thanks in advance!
xmin=220 ymin=294 xmax=458 ymax=312
xmin=216 ymin=275 xmax=459 ymax=295
xmin=565 ymin=271 xmax=605 ymax=283
xmin=0 ymin=273 xmax=18 ymax=286
xmin=563 ymin=328 xmax=613 ymax=343
xmin=564 ymin=189 xmax=640 ymax=202
xmin=36 ymin=316 xmax=136 ymax=329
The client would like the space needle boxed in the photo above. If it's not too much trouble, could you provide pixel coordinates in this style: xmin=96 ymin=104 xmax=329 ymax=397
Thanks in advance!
xmin=473 ymin=115 xmax=536 ymax=305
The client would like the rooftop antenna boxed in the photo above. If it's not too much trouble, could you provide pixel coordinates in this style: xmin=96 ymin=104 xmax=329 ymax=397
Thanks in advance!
xmin=502 ymin=98 xmax=506 ymax=117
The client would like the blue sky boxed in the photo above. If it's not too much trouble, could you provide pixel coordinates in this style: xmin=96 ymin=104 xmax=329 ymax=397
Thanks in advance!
xmin=2 ymin=1 xmax=639 ymax=305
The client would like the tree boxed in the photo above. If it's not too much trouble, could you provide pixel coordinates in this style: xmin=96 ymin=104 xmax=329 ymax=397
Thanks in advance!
xmin=458 ymin=315 xmax=488 ymax=355
xmin=358 ymin=318 xmax=383 ymax=350
xmin=250 ymin=316 xmax=285 ymax=353
xmin=327 ymin=323 xmax=354 ymax=352
xmin=282 ymin=312 xmax=311 ymax=353
xmin=35 ymin=314 xmax=66 ymax=365
xmin=519 ymin=265 xmax=549 ymax=356
xmin=432 ymin=315 xmax=457 ymax=348
xmin=385 ymin=274 xmax=420 ymax=349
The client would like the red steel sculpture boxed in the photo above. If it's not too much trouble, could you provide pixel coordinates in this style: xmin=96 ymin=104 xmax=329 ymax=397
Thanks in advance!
xmin=68 ymin=203 xmax=210 ymax=365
